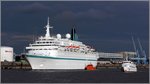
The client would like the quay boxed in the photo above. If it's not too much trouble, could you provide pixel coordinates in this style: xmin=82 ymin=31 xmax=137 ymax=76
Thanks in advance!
xmin=1 ymin=61 xmax=149 ymax=70
xmin=1 ymin=61 xmax=31 ymax=70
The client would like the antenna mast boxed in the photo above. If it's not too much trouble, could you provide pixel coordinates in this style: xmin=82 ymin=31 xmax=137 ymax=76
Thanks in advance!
xmin=45 ymin=17 xmax=53 ymax=37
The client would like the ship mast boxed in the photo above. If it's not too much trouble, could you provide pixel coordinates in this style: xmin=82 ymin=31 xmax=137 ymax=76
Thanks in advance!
xmin=45 ymin=17 xmax=53 ymax=37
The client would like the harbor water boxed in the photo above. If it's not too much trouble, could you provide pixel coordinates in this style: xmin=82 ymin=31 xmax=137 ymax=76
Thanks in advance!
xmin=1 ymin=68 xmax=149 ymax=83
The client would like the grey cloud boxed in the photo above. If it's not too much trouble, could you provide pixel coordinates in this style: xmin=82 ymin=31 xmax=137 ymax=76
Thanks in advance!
xmin=56 ymin=8 xmax=114 ymax=21
xmin=56 ymin=11 xmax=76 ymax=21
xmin=12 ymin=35 xmax=34 ymax=41
xmin=1 ymin=32 xmax=8 ymax=37
xmin=15 ymin=2 xmax=50 ymax=14
xmin=77 ymin=8 xmax=114 ymax=19
xmin=1 ymin=32 xmax=34 ymax=42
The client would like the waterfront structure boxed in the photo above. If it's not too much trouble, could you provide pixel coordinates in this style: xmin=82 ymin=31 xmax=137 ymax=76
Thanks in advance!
xmin=99 ymin=52 xmax=123 ymax=59
xmin=98 ymin=52 xmax=137 ymax=64
xmin=0 ymin=46 xmax=14 ymax=62
xmin=25 ymin=17 xmax=99 ymax=69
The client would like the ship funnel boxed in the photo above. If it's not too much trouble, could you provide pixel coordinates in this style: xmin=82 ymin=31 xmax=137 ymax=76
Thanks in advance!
xmin=71 ymin=27 xmax=78 ymax=41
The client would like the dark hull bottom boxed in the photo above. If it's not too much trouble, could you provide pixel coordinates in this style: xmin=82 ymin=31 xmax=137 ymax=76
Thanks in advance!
xmin=31 ymin=69 xmax=85 ymax=72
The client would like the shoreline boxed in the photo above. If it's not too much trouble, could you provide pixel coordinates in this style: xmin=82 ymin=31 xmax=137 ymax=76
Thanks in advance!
xmin=1 ymin=61 xmax=149 ymax=70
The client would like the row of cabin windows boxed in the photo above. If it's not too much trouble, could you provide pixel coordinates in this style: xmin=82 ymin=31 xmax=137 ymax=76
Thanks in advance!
xmin=31 ymin=48 xmax=58 ymax=50
xmin=39 ymin=39 xmax=53 ymax=40
xmin=32 ymin=44 xmax=59 ymax=46
xmin=64 ymin=48 xmax=93 ymax=54
xmin=36 ymin=42 xmax=56 ymax=44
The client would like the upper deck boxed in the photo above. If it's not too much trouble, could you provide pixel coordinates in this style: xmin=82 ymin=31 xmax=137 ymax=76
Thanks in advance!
xmin=25 ymin=17 xmax=96 ymax=53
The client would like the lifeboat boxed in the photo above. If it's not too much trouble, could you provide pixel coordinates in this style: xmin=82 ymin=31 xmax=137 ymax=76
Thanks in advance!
xmin=85 ymin=64 xmax=96 ymax=70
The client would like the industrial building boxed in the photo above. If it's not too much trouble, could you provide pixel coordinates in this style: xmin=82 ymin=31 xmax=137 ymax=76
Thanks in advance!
xmin=0 ymin=46 xmax=14 ymax=62
xmin=98 ymin=51 xmax=136 ymax=64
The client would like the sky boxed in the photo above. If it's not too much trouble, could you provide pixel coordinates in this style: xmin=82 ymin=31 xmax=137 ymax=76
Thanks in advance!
xmin=1 ymin=1 xmax=149 ymax=56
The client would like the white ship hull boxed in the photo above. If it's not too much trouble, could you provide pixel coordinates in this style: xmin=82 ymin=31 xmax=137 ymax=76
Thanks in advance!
xmin=26 ymin=55 xmax=97 ymax=69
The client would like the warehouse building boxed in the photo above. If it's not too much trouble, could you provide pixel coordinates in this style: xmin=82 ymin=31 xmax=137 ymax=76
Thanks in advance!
xmin=0 ymin=46 xmax=14 ymax=62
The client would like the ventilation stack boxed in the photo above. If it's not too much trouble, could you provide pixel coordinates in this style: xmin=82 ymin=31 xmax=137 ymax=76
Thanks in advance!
xmin=71 ymin=27 xmax=78 ymax=41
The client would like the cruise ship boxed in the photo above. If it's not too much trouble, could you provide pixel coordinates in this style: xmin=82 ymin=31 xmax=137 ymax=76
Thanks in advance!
xmin=25 ymin=17 xmax=99 ymax=69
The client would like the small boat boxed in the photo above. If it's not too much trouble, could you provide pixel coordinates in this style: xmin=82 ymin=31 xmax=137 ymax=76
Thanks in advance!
xmin=121 ymin=61 xmax=137 ymax=72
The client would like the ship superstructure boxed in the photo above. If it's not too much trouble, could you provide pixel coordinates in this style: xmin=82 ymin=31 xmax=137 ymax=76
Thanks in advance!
xmin=26 ymin=17 xmax=99 ymax=69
